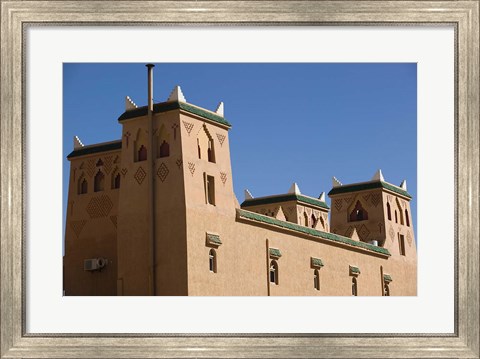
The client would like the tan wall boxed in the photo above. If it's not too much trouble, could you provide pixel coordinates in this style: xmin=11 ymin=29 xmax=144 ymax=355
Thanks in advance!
xmin=63 ymin=150 xmax=120 ymax=295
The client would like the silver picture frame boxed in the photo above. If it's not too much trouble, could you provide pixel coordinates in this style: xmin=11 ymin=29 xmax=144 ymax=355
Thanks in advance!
xmin=1 ymin=1 xmax=479 ymax=358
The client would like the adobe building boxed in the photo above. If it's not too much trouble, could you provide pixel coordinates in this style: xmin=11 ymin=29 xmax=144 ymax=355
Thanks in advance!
xmin=63 ymin=65 xmax=417 ymax=296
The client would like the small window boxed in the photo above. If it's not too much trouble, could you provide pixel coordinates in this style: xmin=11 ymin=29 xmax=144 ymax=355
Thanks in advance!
xmin=352 ymin=277 xmax=358 ymax=296
xmin=384 ymin=282 xmax=390 ymax=296
xmin=311 ymin=214 xmax=317 ymax=228
xmin=314 ymin=269 xmax=320 ymax=291
xmin=269 ymin=260 xmax=278 ymax=285
xmin=94 ymin=171 xmax=105 ymax=192
xmin=112 ymin=172 xmax=120 ymax=189
xmin=398 ymin=234 xmax=406 ymax=255
xmin=96 ymin=159 xmax=104 ymax=167
xmin=405 ymin=209 xmax=410 ymax=227
xmin=78 ymin=177 xmax=88 ymax=195
xmin=387 ymin=202 xmax=392 ymax=221
xmin=209 ymin=249 xmax=217 ymax=273
xmin=349 ymin=201 xmax=368 ymax=222
xmin=304 ymin=212 xmax=309 ymax=227
xmin=137 ymin=145 xmax=147 ymax=162
xmin=197 ymin=138 xmax=201 ymax=159
xmin=159 ymin=140 xmax=170 ymax=158
xmin=205 ymin=175 xmax=215 ymax=205
xmin=207 ymin=138 xmax=215 ymax=163
xmin=395 ymin=210 xmax=398 ymax=223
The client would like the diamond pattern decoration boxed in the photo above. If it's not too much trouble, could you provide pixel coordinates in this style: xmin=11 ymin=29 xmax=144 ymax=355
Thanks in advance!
xmin=357 ymin=224 xmax=370 ymax=241
xmin=371 ymin=193 xmax=381 ymax=207
xmin=216 ymin=133 xmax=226 ymax=146
xmin=344 ymin=226 xmax=354 ymax=238
xmin=86 ymin=159 xmax=96 ymax=177
xmin=110 ymin=215 xmax=117 ymax=229
xmin=183 ymin=121 xmax=194 ymax=136
xmin=70 ymin=220 xmax=87 ymax=238
xmin=104 ymin=155 xmax=113 ymax=174
xmin=134 ymin=166 xmax=147 ymax=185
xmin=157 ymin=163 xmax=169 ymax=182
xmin=334 ymin=199 xmax=343 ymax=211
xmin=220 ymin=172 xmax=227 ymax=185
xmin=176 ymin=158 xmax=183 ymax=169
xmin=188 ymin=162 xmax=195 ymax=176
xmin=86 ymin=195 xmax=113 ymax=219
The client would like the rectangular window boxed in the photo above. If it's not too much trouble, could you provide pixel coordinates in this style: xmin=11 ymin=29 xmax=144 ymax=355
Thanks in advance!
xmin=204 ymin=173 xmax=215 ymax=205
xmin=399 ymin=234 xmax=406 ymax=255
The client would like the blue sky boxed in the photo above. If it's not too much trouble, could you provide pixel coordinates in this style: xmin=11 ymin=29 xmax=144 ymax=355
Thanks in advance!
xmin=63 ymin=63 xmax=417 ymax=238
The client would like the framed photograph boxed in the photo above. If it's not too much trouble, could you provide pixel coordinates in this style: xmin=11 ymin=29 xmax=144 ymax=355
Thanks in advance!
xmin=1 ymin=1 xmax=479 ymax=358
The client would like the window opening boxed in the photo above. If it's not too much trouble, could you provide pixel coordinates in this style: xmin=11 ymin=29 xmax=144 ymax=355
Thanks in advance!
xmin=269 ymin=260 xmax=278 ymax=285
xmin=352 ymin=277 xmax=358 ymax=296
xmin=94 ymin=171 xmax=105 ymax=192
xmin=349 ymin=201 xmax=368 ymax=222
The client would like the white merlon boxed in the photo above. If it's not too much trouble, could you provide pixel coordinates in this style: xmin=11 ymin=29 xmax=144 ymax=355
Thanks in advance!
xmin=274 ymin=206 xmax=286 ymax=221
xmin=125 ymin=96 xmax=138 ymax=110
xmin=167 ymin=85 xmax=186 ymax=102
xmin=400 ymin=180 xmax=407 ymax=190
xmin=288 ymin=182 xmax=301 ymax=195
xmin=350 ymin=228 xmax=360 ymax=241
xmin=244 ymin=189 xmax=254 ymax=200
xmin=73 ymin=136 xmax=84 ymax=150
xmin=215 ymin=102 xmax=224 ymax=116
xmin=318 ymin=192 xmax=326 ymax=202
xmin=372 ymin=169 xmax=385 ymax=182
xmin=332 ymin=177 xmax=342 ymax=188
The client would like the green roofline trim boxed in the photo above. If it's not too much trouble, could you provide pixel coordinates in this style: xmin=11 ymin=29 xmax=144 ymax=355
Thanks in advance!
xmin=117 ymin=101 xmax=231 ymax=127
xmin=237 ymin=209 xmax=390 ymax=256
xmin=328 ymin=181 xmax=412 ymax=199
xmin=67 ymin=141 xmax=122 ymax=159
xmin=241 ymin=193 xmax=329 ymax=210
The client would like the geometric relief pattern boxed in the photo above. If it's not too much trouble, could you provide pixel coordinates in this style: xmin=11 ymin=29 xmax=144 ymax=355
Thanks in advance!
xmin=176 ymin=158 xmax=183 ymax=169
xmin=104 ymin=155 xmax=113 ymax=174
xmin=85 ymin=159 xmax=96 ymax=177
xmin=156 ymin=163 xmax=169 ymax=182
xmin=70 ymin=220 xmax=87 ymax=238
xmin=334 ymin=199 xmax=343 ymax=211
xmin=134 ymin=166 xmax=147 ymax=185
xmin=343 ymin=197 xmax=353 ymax=205
xmin=344 ymin=226 xmax=354 ymax=238
xmin=121 ymin=168 xmax=128 ymax=178
xmin=406 ymin=231 xmax=413 ymax=246
xmin=371 ymin=193 xmax=381 ymax=207
xmin=86 ymin=195 xmax=113 ymax=219
xmin=357 ymin=224 xmax=370 ymax=241
xmin=220 ymin=172 xmax=227 ymax=185
xmin=362 ymin=194 xmax=371 ymax=204
xmin=110 ymin=215 xmax=117 ymax=229
xmin=216 ymin=133 xmax=226 ymax=146
xmin=188 ymin=162 xmax=196 ymax=176
xmin=287 ymin=206 xmax=296 ymax=215
xmin=182 ymin=121 xmax=194 ymax=136
xmin=389 ymin=225 xmax=395 ymax=242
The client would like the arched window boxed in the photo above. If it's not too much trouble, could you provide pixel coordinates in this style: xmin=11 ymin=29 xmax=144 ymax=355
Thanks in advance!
xmin=112 ymin=171 xmax=120 ymax=189
xmin=314 ymin=269 xmax=320 ymax=291
xmin=78 ymin=175 xmax=88 ymax=195
xmin=197 ymin=125 xmax=215 ymax=163
xmin=387 ymin=202 xmax=392 ymax=220
xmin=197 ymin=138 xmax=201 ymax=159
xmin=269 ymin=260 xmax=278 ymax=285
xmin=311 ymin=214 xmax=317 ymax=228
xmin=159 ymin=140 xmax=170 ymax=158
xmin=304 ymin=212 xmax=309 ymax=227
xmin=396 ymin=199 xmax=404 ymax=225
xmin=405 ymin=209 xmax=410 ymax=227
xmin=137 ymin=145 xmax=147 ymax=161
xmin=352 ymin=277 xmax=358 ymax=296
xmin=96 ymin=159 xmax=104 ymax=167
xmin=395 ymin=210 xmax=398 ymax=223
xmin=207 ymin=138 xmax=215 ymax=163
xmin=384 ymin=282 xmax=390 ymax=296
xmin=209 ymin=249 xmax=217 ymax=273
xmin=349 ymin=201 xmax=368 ymax=222
xmin=94 ymin=171 xmax=105 ymax=192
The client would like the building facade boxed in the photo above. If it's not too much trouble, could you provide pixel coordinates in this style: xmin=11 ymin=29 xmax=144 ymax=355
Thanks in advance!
xmin=63 ymin=68 xmax=417 ymax=296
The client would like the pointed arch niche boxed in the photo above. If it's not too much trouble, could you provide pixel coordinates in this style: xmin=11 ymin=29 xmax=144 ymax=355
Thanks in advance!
xmin=348 ymin=200 xmax=369 ymax=222
xmin=157 ymin=124 xmax=171 ymax=158
xmin=197 ymin=125 xmax=215 ymax=163
xmin=134 ymin=128 xmax=147 ymax=162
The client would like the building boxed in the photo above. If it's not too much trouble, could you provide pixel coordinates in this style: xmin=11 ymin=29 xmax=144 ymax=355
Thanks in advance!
xmin=63 ymin=65 xmax=417 ymax=296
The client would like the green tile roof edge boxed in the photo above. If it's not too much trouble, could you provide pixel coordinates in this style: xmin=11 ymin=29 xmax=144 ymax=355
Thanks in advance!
xmin=328 ymin=180 xmax=412 ymax=199
xmin=384 ymin=274 xmax=393 ymax=282
xmin=241 ymin=193 xmax=330 ymax=210
xmin=117 ymin=101 xmax=231 ymax=127
xmin=67 ymin=140 xmax=122 ymax=159
xmin=237 ymin=209 xmax=390 ymax=256
xmin=269 ymin=248 xmax=282 ymax=257
xmin=207 ymin=233 xmax=222 ymax=245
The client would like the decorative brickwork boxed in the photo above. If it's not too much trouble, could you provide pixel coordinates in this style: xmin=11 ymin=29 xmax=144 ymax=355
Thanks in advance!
xmin=183 ymin=121 xmax=194 ymax=135
xmin=110 ymin=215 xmax=117 ymax=229
xmin=188 ymin=162 xmax=195 ymax=176
xmin=86 ymin=159 xmax=96 ymax=177
xmin=345 ymin=226 xmax=354 ymax=237
xmin=124 ymin=131 xmax=131 ymax=147
xmin=79 ymin=162 xmax=84 ymax=169
xmin=114 ymin=155 xmax=120 ymax=164
xmin=220 ymin=172 xmax=227 ymax=185
xmin=70 ymin=220 xmax=87 ymax=238
xmin=157 ymin=163 xmax=169 ymax=182
xmin=378 ymin=222 xmax=383 ymax=234
xmin=176 ymin=158 xmax=183 ymax=169
xmin=121 ymin=168 xmax=128 ymax=178
xmin=334 ymin=199 xmax=343 ymax=211
xmin=172 ymin=123 xmax=179 ymax=140
xmin=216 ymin=133 xmax=226 ymax=146
xmin=86 ymin=195 xmax=113 ymax=219
xmin=343 ymin=196 xmax=353 ymax=205
xmin=389 ymin=225 xmax=395 ymax=241
xmin=134 ymin=166 xmax=147 ymax=185
xmin=104 ymin=155 xmax=113 ymax=174
xmin=407 ymin=231 xmax=413 ymax=246
xmin=362 ymin=194 xmax=371 ymax=203
xmin=357 ymin=224 xmax=370 ymax=241
xmin=371 ymin=193 xmax=381 ymax=207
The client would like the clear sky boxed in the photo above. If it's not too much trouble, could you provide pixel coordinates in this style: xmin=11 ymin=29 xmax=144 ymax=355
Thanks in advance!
xmin=63 ymin=63 xmax=417 ymax=239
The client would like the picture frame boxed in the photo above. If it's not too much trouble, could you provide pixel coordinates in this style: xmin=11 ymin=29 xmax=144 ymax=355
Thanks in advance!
xmin=1 ymin=1 xmax=479 ymax=358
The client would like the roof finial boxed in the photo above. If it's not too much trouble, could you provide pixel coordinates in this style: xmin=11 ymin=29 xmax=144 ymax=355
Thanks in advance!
xmin=288 ymin=182 xmax=301 ymax=195
xmin=318 ymin=192 xmax=326 ymax=202
xmin=332 ymin=177 xmax=342 ymax=188
xmin=400 ymin=180 xmax=407 ymax=190
xmin=372 ymin=169 xmax=385 ymax=182
xmin=167 ymin=85 xmax=186 ymax=102
xmin=244 ymin=189 xmax=254 ymax=200
xmin=215 ymin=102 xmax=224 ymax=116
xmin=125 ymin=96 xmax=138 ymax=110
xmin=73 ymin=135 xmax=84 ymax=150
